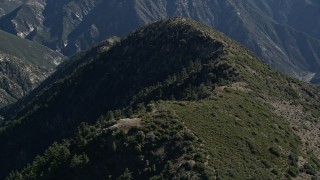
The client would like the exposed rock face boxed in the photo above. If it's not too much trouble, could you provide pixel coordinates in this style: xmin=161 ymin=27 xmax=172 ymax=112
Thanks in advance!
xmin=0 ymin=0 xmax=319 ymax=81
xmin=0 ymin=29 xmax=65 ymax=107
xmin=0 ymin=53 xmax=49 ymax=107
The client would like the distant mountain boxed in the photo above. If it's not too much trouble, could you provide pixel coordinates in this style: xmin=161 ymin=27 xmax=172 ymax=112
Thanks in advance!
xmin=0 ymin=53 xmax=47 ymax=108
xmin=1 ymin=18 xmax=320 ymax=179
xmin=0 ymin=0 xmax=319 ymax=82
xmin=0 ymin=29 xmax=65 ymax=107
xmin=0 ymin=30 xmax=64 ymax=68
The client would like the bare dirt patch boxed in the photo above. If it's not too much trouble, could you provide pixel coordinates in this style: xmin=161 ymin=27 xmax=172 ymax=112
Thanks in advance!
xmin=213 ymin=82 xmax=251 ymax=95
xmin=110 ymin=118 xmax=141 ymax=133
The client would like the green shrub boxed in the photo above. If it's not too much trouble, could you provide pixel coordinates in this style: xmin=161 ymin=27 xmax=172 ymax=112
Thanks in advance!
xmin=288 ymin=166 xmax=298 ymax=177
xmin=117 ymin=168 xmax=133 ymax=180
xmin=269 ymin=147 xmax=281 ymax=157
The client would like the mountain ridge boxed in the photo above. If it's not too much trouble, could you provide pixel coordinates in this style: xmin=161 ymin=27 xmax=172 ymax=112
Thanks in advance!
xmin=0 ymin=0 xmax=319 ymax=82
xmin=0 ymin=18 xmax=320 ymax=179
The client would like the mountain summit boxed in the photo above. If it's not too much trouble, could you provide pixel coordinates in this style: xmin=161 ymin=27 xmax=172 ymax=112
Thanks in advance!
xmin=1 ymin=18 xmax=320 ymax=179
xmin=0 ymin=0 xmax=319 ymax=82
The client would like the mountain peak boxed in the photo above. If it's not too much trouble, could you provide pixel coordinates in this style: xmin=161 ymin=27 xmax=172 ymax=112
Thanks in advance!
xmin=1 ymin=0 xmax=320 ymax=83
xmin=1 ymin=19 xmax=320 ymax=179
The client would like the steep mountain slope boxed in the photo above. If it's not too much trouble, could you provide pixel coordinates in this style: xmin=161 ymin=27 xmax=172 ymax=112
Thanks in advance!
xmin=0 ymin=0 xmax=319 ymax=82
xmin=1 ymin=18 xmax=320 ymax=179
xmin=0 ymin=53 xmax=48 ymax=108
xmin=0 ymin=36 xmax=120 ymax=121
xmin=0 ymin=30 xmax=65 ymax=107
xmin=0 ymin=30 xmax=64 ymax=68
xmin=0 ymin=0 xmax=24 ymax=17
